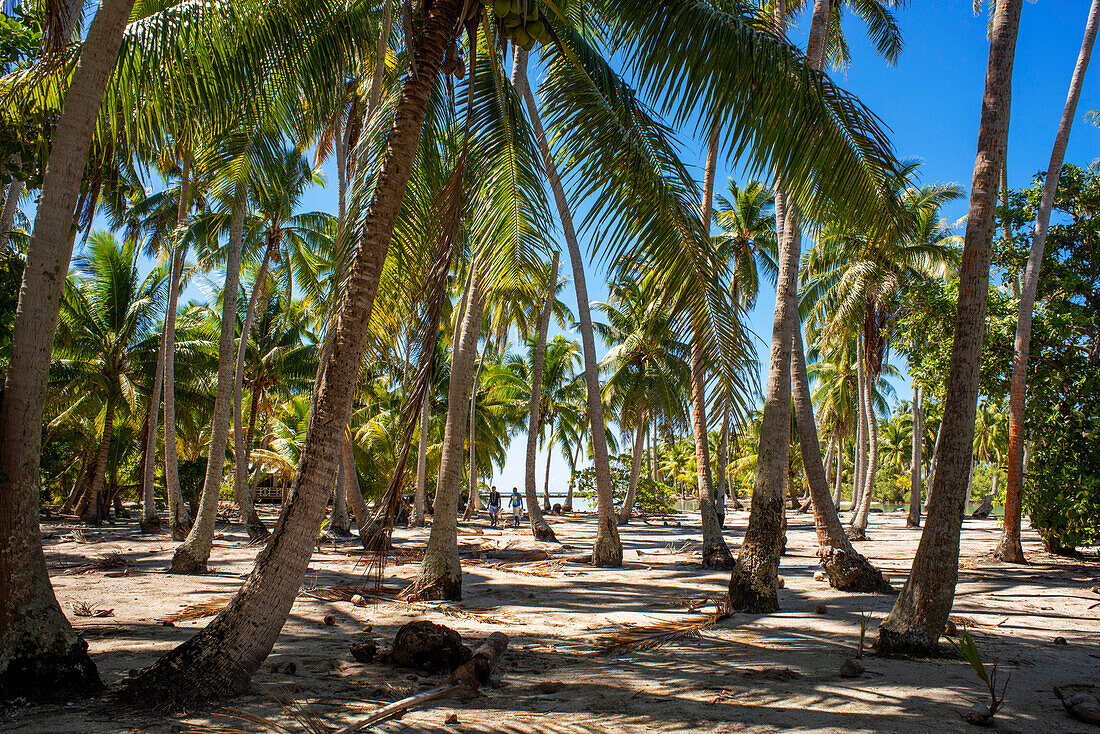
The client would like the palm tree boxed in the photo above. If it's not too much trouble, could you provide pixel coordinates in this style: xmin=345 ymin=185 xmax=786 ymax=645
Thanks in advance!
xmin=52 ymin=233 xmax=166 ymax=524
xmin=997 ymin=0 xmax=1099 ymax=563
xmin=972 ymin=401 xmax=1008 ymax=505
xmin=595 ymin=281 xmax=689 ymax=525
xmin=879 ymin=0 xmax=1025 ymax=657
xmin=0 ymin=0 xmax=138 ymax=697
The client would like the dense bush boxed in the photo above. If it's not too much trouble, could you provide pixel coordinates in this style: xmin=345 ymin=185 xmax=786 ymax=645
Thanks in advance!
xmin=573 ymin=453 xmax=676 ymax=514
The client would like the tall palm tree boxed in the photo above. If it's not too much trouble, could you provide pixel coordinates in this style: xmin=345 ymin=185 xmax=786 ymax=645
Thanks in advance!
xmin=0 ymin=0 xmax=138 ymax=697
xmin=997 ymin=0 xmax=1099 ymax=563
xmin=595 ymin=280 xmax=689 ymax=525
xmin=879 ymin=0 xmax=1025 ymax=657
xmin=52 ymin=233 xmax=167 ymax=524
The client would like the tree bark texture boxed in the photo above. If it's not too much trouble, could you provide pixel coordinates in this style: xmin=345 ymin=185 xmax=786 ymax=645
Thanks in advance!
xmin=908 ymin=385 xmax=923 ymax=528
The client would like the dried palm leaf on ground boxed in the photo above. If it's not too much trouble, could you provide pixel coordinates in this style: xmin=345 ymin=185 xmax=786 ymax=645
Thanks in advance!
xmin=69 ymin=600 xmax=114 ymax=617
xmin=71 ymin=528 xmax=106 ymax=544
xmin=159 ymin=595 xmax=234 ymax=623
xmin=302 ymin=584 xmax=526 ymax=625
xmin=63 ymin=552 xmax=134 ymax=575
xmin=595 ymin=601 xmax=732 ymax=655
xmin=178 ymin=683 xmax=332 ymax=734
xmin=486 ymin=560 xmax=563 ymax=577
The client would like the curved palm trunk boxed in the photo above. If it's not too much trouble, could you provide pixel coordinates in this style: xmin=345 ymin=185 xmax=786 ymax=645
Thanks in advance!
xmin=521 ymin=247 xmax=559 ymax=540
xmin=81 ymin=393 xmax=116 ymax=526
xmin=343 ymin=435 xmax=372 ymax=545
xmin=233 ymin=244 xmax=275 ymax=541
xmin=715 ymin=407 xmax=731 ymax=517
xmin=564 ymin=441 xmax=580 ymax=512
xmin=542 ymin=426 xmax=554 ymax=510
xmin=997 ymin=0 xmax=1098 ymax=563
xmin=923 ymin=418 xmax=943 ymax=510
xmin=694 ymin=123 xmax=733 ymax=568
xmin=329 ymin=462 xmax=351 ymax=535
xmin=832 ymin=434 xmax=844 ymax=508
xmin=792 ymin=325 xmax=890 ymax=592
xmin=879 ymin=0 xmax=1023 ymax=656
xmin=165 ymin=251 xmax=191 ymax=539
xmin=908 ymin=385 xmax=923 ymax=528
xmin=416 ymin=269 xmax=487 ymax=599
xmin=850 ymin=360 xmax=880 ymax=539
xmin=728 ymin=183 xmax=798 ymax=612
xmin=172 ymin=205 xmax=244 ymax=572
xmin=141 ymin=309 xmax=167 ymax=532
xmin=517 ymin=52 xmax=620 ymax=566
xmin=0 ymin=0 xmax=136 ymax=698
xmin=617 ymin=424 xmax=646 ymax=525
xmin=412 ymin=395 xmax=429 ymax=526
xmin=122 ymin=1 xmax=465 ymax=701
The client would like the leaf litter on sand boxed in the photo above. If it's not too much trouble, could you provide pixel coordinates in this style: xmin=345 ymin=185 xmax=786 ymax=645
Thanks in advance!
xmin=300 ymin=584 xmax=527 ymax=625
xmin=594 ymin=598 xmax=732 ymax=655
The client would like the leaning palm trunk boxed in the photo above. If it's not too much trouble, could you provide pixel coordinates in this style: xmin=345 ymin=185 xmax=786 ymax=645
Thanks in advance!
xmin=343 ymin=435 xmax=372 ymax=544
xmin=80 ymin=394 xmax=116 ymax=526
xmin=879 ymin=0 xmax=1023 ymax=656
xmin=416 ymin=270 xmax=487 ymax=599
xmin=996 ymin=0 xmax=1098 ymax=563
xmin=164 ymin=246 xmax=190 ymax=540
xmin=140 ymin=310 xmax=167 ymax=533
xmin=849 ymin=361 xmax=880 ymax=540
xmin=462 ymin=338 xmax=491 ymax=521
xmin=728 ymin=184 xmax=798 ymax=612
xmin=792 ymin=325 xmax=890 ymax=592
xmin=520 ymin=238 xmax=559 ymax=541
xmin=617 ymin=424 xmax=646 ymax=525
xmin=850 ymin=336 xmax=867 ymax=513
xmin=517 ymin=50 xmax=620 ymax=566
xmin=0 ymin=0 xmax=136 ymax=698
xmin=122 ymin=1 xmax=466 ymax=701
xmin=412 ymin=395 xmax=430 ymax=526
xmin=694 ymin=123 xmax=733 ymax=568
xmin=923 ymin=418 xmax=943 ymax=510
xmin=172 ymin=205 xmax=244 ymax=572
xmin=329 ymin=464 xmax=351 ymax=536
xmin=908 ymin=385 xmax=923 ymax=528
xmin=233 ymin=243 xmax=275 ymax=541
xmin=832 ymin=436 xmax=844 ymax=508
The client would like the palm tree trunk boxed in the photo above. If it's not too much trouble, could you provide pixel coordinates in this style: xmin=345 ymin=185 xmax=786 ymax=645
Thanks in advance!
xmin=141 ymin=305 xmax=167 ymax=533
xmin=617 ymin=424 xmax=646 ymax=525
xmin=122 ymin=0 xmax=467 ymax=701
xmin=565 ymin=440 xmax=580 ymax=512
xmin=80 ymin=393 xmax=116 ymax=526
xmin=850 ymin=335 xmax=867 ymax=514
xmin=997 ymin=0 xmax=1098 ymax=563
xmin=417 ymin=267 xmax=487 ymax=599
xmin=233 ymin=243 xmax=275 ymax=541
xmin=462 ymin=337 xmax=491 ymax=521
xmin=728 ymin=180 xmax=797 ymax=612
xmin=716 ymin=407 xmax=730 ymax=515
xmin=0 ymin=177 xmax=23 ymax=256
xmin=908 ymin=385 xmax=923 ymax=528
xmin=413 ymin=394 xmax=430 ymax=526
xmin=172 ymin=203 xmax=244 ymax=572
xmin=833 ymin=433 xmax=844 ymax=508
xmin=516 ymin=48 xmax=620 ymax=567
xmin=165 ymin=159 xmax=192 ymax=541
xmin=0 ymin=0 xmax=136 ymax=698
xmin=792 ymin=324 xmax=889 ymax=591
xmin=521 ymin=246 xmax=558 ymax=540
xmin=879 ymin=0 xmax=1024 ymax=657
xmin=342 ymin=435 xmax=372 ymax=545
xmin=329 ymin=459 xmax=351 ymax=535
xmin=694 ymin=122 xmax=733 ymax=569
xmin=542 ymin=422 xmax=554 ymax=511
xmin=850 ymin=360 xmax=880 ymax=539
xmin=924 ymin=418 xmax=943 ymax=510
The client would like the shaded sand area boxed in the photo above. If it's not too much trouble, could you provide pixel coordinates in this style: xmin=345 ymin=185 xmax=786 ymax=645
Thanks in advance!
xmin=5 ymin=508 xmax=1099 ymax=733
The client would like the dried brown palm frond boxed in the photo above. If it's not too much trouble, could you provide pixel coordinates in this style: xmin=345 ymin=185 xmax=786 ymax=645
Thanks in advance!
xmin=69 ymin=600 xmax=114 ymax=618
xmin=486 ymin=560 xmax=563 ymax=578
xmin=71 ymin=528 xmax=106 ymax=544
xmin=64 ymin=552 xmax=134 ymax=575
xmin=159 ymin=595 xmax=234 ymax=623
xmin=178 ymin=683 xmax=331 ymax=734
xmin=595 ymin=602 xmax=732 ymax=656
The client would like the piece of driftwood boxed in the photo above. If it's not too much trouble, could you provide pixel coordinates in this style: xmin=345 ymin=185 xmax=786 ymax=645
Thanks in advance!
xmin=332 ymin=632 xmax=509 ymax=734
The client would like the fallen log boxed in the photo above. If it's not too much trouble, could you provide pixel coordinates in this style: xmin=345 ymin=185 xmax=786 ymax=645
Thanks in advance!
xmin=332 ymin=632 xmax=508 ymax=734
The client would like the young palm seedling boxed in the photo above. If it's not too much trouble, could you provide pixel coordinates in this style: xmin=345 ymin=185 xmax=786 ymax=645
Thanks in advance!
xmin=950 ymin=631 xmax=1008 ymax=726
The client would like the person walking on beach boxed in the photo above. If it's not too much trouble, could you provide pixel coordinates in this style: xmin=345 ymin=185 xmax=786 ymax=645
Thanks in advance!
xmin=510 ymin=487 xmax=523 ymax=528
xmin=488 ymin=486 xmax=502 ymax=528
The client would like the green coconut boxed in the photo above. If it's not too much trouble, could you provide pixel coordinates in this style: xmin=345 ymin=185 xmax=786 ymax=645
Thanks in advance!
xmin=492 ymin=0 xmax=510 ymax=15
xmin=503 ymin=12 xmax=523 ymax=28
xmin=511 ymin=27 xmax=531 ymax=46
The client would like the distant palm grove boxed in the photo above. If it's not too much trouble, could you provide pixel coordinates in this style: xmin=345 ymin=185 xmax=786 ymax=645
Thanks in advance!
xmin=0 ymin=0 xmax=1098 ymax=718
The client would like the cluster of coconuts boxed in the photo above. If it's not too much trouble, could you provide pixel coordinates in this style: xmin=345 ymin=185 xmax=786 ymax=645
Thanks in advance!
xmin=482 ymin=0 xmax=550 ymax=50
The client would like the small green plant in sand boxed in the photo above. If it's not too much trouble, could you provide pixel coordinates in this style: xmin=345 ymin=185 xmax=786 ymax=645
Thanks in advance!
xmin=949 ymin=630 xmax=1008 ymax=726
